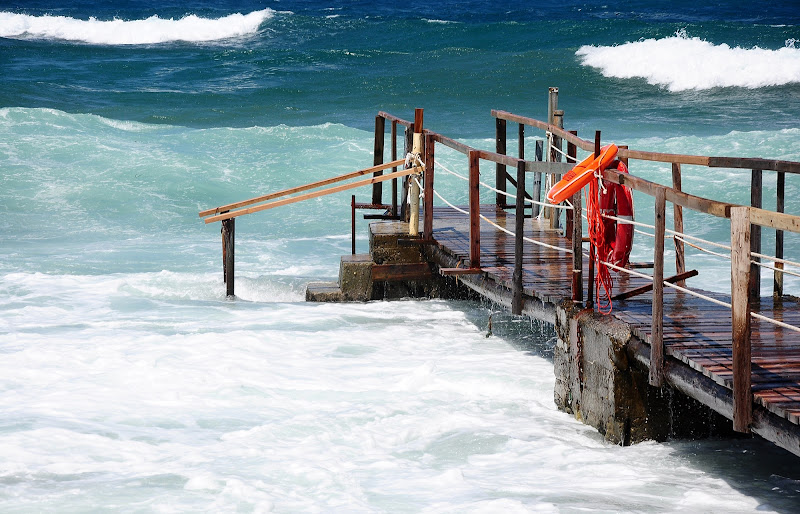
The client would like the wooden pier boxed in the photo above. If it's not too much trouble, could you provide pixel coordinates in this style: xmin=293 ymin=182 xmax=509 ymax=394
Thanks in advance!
xmin=201 ymin=96 xmax=800 ymax=458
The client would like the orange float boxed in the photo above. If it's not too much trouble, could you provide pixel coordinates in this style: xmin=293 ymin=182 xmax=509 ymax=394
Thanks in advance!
xmin=546 ymin=144 xmax=619 ymax=204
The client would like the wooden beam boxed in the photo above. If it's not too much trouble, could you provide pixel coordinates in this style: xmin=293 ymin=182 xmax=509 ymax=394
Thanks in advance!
xmin=424 ymin=133 xmax=435 ymax=239
xmin=730 ymin=206 xmax=753 ymax=433
xmin=199 ymin=158 xmax=405 ymax=218
xmin=372 ymin=115 xmax=385 ymax=205
xmin=672 ymin=163 xmax=686 ymax=286
xmin=775 ymin=171 xmax=785 ymax=297
xmin=222 ymin=218 xmax=235 ymax=297
xmin=750 ymin=169 xmax=762 ymax=300
xmin=205 ymin=166 xmax=420 ymax=223
xmin=496 ymin=118 xmax=507 ymax=207
xmin=649 ymin=187 xmax=666 ymax=387
xmin=512 ymin=160 xmax=526 ymax=315
xmin=612 ymin=270 xmax=698 ymax=301
xmin=532 ymin=140 xmax=543 ymax=217
xmin=469 ymin=150 xmax=481 ymax=269
xmin=440 ymin=267 xmax=483 ymax=276
xmin=391 ymin=120 xmax=398 ymax=217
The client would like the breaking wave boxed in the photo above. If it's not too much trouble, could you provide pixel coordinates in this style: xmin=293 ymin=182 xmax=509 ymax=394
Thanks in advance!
xmin=577 ymin=30 xmax=800 ymax=91
xmin=0 ymin=9 xmax=273 ymax=45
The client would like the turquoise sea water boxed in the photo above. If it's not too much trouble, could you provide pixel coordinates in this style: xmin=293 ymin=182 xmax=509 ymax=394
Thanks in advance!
xmin=1 ymin=1 xmax=800 ymax=511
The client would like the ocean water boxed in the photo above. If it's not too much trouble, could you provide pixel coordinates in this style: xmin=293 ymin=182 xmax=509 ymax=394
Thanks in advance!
xmin=1 ymin=1 xmax=800 ymax=511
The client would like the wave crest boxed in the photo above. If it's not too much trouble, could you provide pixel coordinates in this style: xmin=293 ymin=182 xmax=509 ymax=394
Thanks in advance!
xmin=576 ymin=31 xmax=800 ymax=91
xmin=0 ymin=9 xmax=274 ymax=45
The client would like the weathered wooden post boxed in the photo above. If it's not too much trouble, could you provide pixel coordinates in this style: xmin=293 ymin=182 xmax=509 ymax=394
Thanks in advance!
xmin=750 ymin=169 xmax=762 ymax=301
xmin=730 ymin=206 xmax=753 ymax=432
xmin=518 ymin=123 xmax=525 ymax=160
xmin=469 ymin=150 xmax=481 ymax=269
xmin=372 ymin=115 xmax=385 ymax=205
xmin=423 ymin=132 xmax=435 ymax=240
xmin=775 ymin=171 xmax=785 ymax=297
xmin=408 ymin=108 xmax=424 ymax=236
xmin=587 ymin=131 xmax=600 ymax=309
xmin=496 ymin=117 xmax=507 ymax=207
xmin=672 ymin=163 xmax=686 ymax=286
xmin=512 ymin=159 xmax=526 ymax=315
xmin=391 ymin=120 xmax=398 ymax=217
xmin=568 ymin=132 xmax=582 ymax=304
xmin=221 ymin=218 xmax=235 ymax=297
xmin=565 ymin=131 xmax=577 ymax=239
xmin=351 ymin=195 xmax=356 ymax=255
xmin=401 ymin=123 xmax=414 ymax=221
xmin=532 ymin=140 xmax=544 ymax=217
xmin=650 ymin=187 xmax=666 ymax=387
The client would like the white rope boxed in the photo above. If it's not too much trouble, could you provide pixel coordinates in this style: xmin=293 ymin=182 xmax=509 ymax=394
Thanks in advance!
xmin=754 ymin=261 xmax=800 ymax=279
xmin=752 ymin=312 xmax=800 ymax=334
xmin=752 ymin=251 xmax=800 ymax=269
xmin=434 ymin=158 xmax=572 ymax=210
xmin=671 ymin=231 xmax=731 ymax=251
xmin=676 ymin=236 xmax=732 ymax=261
xmin=430 ymin=186 xmax=572 ymax=255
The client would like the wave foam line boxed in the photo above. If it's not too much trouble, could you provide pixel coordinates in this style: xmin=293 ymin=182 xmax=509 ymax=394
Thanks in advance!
xmin=0 ymin=9 xmax=273 ymax=45
xmin=577 ymin=32 xmax=800 ymax=91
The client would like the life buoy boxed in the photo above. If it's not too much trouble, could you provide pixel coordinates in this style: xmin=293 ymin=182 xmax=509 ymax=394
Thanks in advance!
xmin=597 ymin=160 xmax=634 ymax=268
xmin=546 ymin=144 xmax=619 ymax=204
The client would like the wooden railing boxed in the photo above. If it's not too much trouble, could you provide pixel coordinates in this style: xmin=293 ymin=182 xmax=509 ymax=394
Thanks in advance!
xmin=374 ymin=108 xmax=799 ymax=434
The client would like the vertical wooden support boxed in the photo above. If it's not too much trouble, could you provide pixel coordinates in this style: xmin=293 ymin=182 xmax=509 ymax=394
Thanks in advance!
xmin=409 ymin=109 xmax=424 ymax=236
xmin=391 ymin=120 xmax=398 ymax=217
xmin=731 ymin=206 xmax=753 ymax=433
xmin=518 ymin=123 xmax=525 ymax=159
xmin=572 ymin=188 xmax=583 ymax=304
xmin=775 ymin=171 xmax=785 ymax=297
xmin=565 ymin=131 xmax=577 ymax=238
xmin=351 ymin=195 xmax=356 ymax=255
xmin=672 ymin=162 xmax=686 ymax=286
xmin=401 ymin=124 xmax=414 ymax=221
xmin=512 ymin=160 xmax=526 ymax=315
xmin=587 ymin=132 xmax=600 ymax=308
xmin=469 ymin=150 xmax=481 ymax=269
xmin=496 ymin=118 xmax=507 ymax=207
xmin=532 ymin=140 xmax=544 ymax=217
xmin=222 ymin=218 xmax=235 ymax=297
xmin=549 ymin=110 xmax=564 ymax=230
xmin=750 ymin=169 xmax=762 ymax=300
xmin=650 ymin=188 xmax=666 ymax=387
xmin=372 ymin=116 xmax=385 ymax=205
xmin=423 ymin=133 xmax=435 ymax=240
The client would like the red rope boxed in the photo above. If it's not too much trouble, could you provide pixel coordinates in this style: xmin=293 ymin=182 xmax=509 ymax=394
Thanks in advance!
xmin=586 ymin=176 xmax=614 ymax=314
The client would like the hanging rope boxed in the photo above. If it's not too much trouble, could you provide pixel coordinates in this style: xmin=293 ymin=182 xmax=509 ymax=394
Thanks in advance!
xmin=585 ymin=175 xmax=614 ymax=314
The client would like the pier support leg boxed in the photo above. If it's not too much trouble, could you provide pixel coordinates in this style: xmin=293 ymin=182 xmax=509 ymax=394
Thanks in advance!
xmin=222 ymin=218 xmax=235 ymax=297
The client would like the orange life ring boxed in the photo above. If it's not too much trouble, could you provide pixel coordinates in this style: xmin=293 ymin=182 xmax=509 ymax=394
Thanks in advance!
xmin=546 ymin=144 xmax=619 ymax=204
xmin=598 ymin=160 xmax=634 ymax=268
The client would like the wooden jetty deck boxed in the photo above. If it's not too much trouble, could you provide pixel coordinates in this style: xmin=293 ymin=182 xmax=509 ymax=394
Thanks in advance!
xmin=201 ymin=97 xmax=800 ymax=458
xmin=430 ymin=205 xmax=800 ymax=429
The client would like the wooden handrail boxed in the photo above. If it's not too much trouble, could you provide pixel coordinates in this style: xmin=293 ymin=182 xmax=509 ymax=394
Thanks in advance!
xmin=378 ymin=111 xmax=413 ymax=128
xmin=199 ymin=158 xmax=405 ymax=218
xmin=204 ymin=166 xmax=421 ymax=223
xmin=492 ymin=109 xmax=800 ymax=174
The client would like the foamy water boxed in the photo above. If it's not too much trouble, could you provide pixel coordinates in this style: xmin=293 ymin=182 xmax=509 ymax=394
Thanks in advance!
xmin=0 ymin=9 xmax=274 ymax=44
xmin=577 ymin=30 xmax=800 ymax=91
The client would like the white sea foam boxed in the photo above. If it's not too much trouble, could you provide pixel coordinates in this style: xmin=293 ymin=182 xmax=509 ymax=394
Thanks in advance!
xmin=0 ymin=9 xmax=273 ymax=45
xmin=577 ymin=30 xmax=800 ymax=91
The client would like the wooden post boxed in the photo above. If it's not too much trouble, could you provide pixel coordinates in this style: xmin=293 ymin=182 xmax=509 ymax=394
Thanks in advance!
xmin=565 ymin=131 xmax=577 ymax=239
xmin=496 ymin=118 xmax=507 ymax=207
xmin=401 ymin=123 xmax=414 ymax=222
xmin=730 ymin=206 xmax=752 ymax=433
xmin=569 ymin=131 xmax=582 ymax=303
xmin=775 ymin=171 xmax=785 ymax=297
xmin=423 ymin=133 xmax=435 ymax=239
xmin=650 ymin=187 xmax=666 ymax=387
xmin=469 ymin=150 xmax=481 ymax=269
xmin=391 ymin=120 xmax=398 ymax=217
xmin=587 ymin=131 xmax=600 ymax=308
xmin=672 ymin=162 xmax=686 ymax=286
xmin=549 ymin=110 xmax=564 ymax=230
xmin=222 ymin=218 xmax=235 ymax=297
xmin=409 ymin=109 xmax=424 ymax=236
xmin=532 ymin=140 xmax=543 ymax=217
xmin=351 ymin=195 xmax=356 ymax=255
xmin=372 ymin=116 xmax=385 ymax=205
xmin=513 ymin=160 xmax=526 ymax=315
xmin=750 ymin=169 xmax=762 ymax=300
xmin=518 ymin=123 xmax=525 ymax=159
